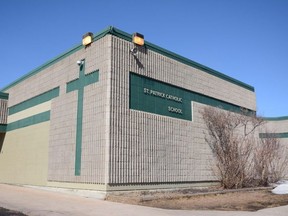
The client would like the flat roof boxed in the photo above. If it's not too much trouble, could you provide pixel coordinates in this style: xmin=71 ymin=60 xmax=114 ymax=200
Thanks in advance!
xmin=1 ymin=26 xmax=255 ymax=92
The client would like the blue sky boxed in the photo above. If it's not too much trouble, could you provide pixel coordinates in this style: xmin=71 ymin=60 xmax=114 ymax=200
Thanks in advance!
xmin=0 ymin=0 xmax=287 ymax=117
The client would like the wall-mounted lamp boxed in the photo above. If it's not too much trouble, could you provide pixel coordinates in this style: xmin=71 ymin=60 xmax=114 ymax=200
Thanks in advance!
xmin=132 ymin=32 xmax=144 ymax=46
xmin=130 ymin=47 xmax=138 ymax=56
xmin=82 ymin=32 xmax=93 ymax=46
xmin=130 ymin=32 xmax=144 ymax=56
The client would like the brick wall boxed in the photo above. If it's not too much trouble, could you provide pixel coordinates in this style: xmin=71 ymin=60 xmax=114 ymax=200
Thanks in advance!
xmin=0 ymin=99 xmax=8 ymax=125
xmin=108 ymin=35 xmax=257 ymax=188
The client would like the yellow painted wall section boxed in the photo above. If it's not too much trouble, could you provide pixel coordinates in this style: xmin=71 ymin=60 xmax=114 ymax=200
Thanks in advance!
xmin=0 ymin=122 xmax=49 ymax=186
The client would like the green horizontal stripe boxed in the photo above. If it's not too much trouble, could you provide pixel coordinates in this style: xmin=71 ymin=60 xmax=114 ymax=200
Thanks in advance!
xmin=7 ymin=111 xmax=50 ymax=131
xmin=259 ymin=132 xmax=288 ymax=138
xmin=263 ymin=116 xmax=288 ymax=121
xmin=66 ymin=70 xmax=99 ymax=93
xmin=0 ymin=92 xmax=8 ymax=100
xmin=0 ymin=124 xmax=7 ymax=132
xmin=259 ymin=132 xmax=288 ymax=139
xmin=9 ymin=87 xmax=59 ymax=115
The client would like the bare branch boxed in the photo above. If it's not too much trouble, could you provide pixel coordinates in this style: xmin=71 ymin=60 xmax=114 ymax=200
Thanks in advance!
xmin=201 ymin=106 xmax=285 ymax=189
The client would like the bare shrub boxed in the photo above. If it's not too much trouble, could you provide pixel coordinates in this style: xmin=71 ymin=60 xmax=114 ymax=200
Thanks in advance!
xmin=201 ymin=107 xmax=264 ymax=189
xmin=253 ymin=133 xmax=288 ymax=186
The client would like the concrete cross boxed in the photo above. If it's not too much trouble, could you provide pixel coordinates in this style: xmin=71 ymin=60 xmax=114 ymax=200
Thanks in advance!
xmin=66 ymin=60 xmax=99 ymax=176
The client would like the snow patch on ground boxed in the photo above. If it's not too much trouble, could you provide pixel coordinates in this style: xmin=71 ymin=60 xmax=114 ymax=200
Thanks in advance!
xmin=272 ymin=181 xmax=288 ymax=194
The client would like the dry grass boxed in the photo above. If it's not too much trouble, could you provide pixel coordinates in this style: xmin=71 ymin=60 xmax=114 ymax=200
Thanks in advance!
xmin=107 ymin=189 xmax=288 ymax=211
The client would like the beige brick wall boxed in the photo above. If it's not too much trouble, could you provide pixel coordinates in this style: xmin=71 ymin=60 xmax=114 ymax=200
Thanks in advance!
xmin=108 ymin=36 xmax=256 ymax=187
xmin=261 ymin=118 xmax=288 ymax=154
xmin=264 ymin=119 xmax=288 ymax=133
xmin=259 ymin=119 xmax=288 ymax=178
xmin=2 ymin=35 xmax=112 ymax=187
xmin=5 ymin=36 xmax=110 ymax=107
xmin=0 ymin=32 xmax=259 ymax=190
xmin=47 ymin=35 xmax=112 ymax=184
xmin=0 ymin=99 xmax=8 ymax=124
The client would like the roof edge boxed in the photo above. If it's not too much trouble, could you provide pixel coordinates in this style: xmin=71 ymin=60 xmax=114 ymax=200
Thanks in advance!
xmin=108 ymin=27 xmax=254 ymax=92
xmin=1 ymin=26 xmax=254 ymax=92
xmin=1 ymin=43 xmax=82 ymax=92
xmin=263 ymin=116 xmax=288 ymax=121
xmin=147 ymin=43 xmax=255 ymax=91
xmin=1 ymin=26 xmax=113 ymax=92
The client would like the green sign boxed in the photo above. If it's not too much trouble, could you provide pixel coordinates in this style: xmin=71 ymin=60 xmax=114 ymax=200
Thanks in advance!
xmin=129 ymin=72 xmax=192 ymax=121
xmin=129 ymin=72 xmax=253 ymax=121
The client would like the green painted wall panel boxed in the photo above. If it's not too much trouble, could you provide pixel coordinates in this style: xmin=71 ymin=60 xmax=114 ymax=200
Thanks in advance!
xmin=6 ymin=111 xmax=50 ymax=131
xmin=130 ymin=72 xmax=254 ymax=121
xmin=259 ymin=132 xmax=288 ymax=139
xmin=263 ymin=116 xmax=288 ymax=121
xmin=0 ymin=124 xmax=7 ymax=132
xmin=0 ymin=92 xmax=8 ymax=100
xmin=130 ymin=72 xmax=191 ymax=121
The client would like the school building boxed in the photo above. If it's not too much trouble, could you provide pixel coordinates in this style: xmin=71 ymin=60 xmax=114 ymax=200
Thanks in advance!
xmin=0 ymin=26 xmax=287 ymax=191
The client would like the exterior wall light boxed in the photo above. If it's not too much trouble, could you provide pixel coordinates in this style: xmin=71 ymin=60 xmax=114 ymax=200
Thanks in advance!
xmin=130 ymin=47 xmax=138 ymax=56
xmin=76 ymin=60 xmax=84 ymax=66
xmin=132 ymin=32 xmax=144 ymax=46
xmin=82 ymin=32 xmax=93 ymax=46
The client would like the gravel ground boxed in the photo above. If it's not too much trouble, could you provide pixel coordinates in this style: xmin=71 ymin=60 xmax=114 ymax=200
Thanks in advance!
xmin=106 ymin=188 xmax=288 ymax=211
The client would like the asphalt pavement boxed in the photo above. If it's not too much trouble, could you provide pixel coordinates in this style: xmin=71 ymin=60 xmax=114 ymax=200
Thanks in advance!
xmin=0 ymin=184 xmax=287 ymax=216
